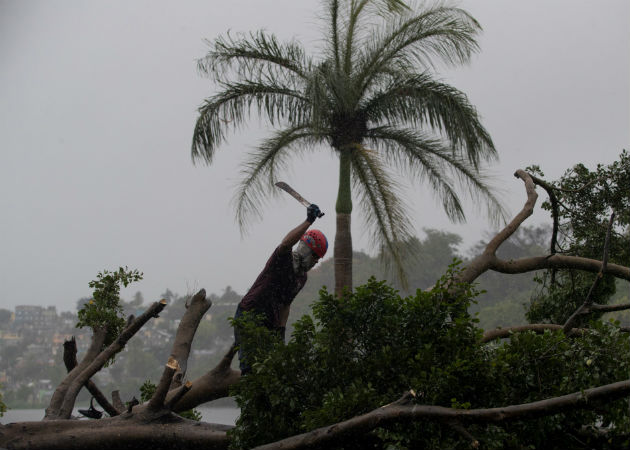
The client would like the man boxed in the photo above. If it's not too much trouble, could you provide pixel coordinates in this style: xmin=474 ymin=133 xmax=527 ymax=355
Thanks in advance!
xmin=234 ymin=204 xmax=327 ymax=375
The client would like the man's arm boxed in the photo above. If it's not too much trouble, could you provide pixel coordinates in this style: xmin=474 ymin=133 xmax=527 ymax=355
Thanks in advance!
xmin=277 ymin=204 xmax=322 ymax=253
xmin=278 ymin=220 xmax=312 ymax=253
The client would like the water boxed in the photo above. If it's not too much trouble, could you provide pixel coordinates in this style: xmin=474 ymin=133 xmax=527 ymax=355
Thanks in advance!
xmin=0 ymin=406 xmax=240 ymax=425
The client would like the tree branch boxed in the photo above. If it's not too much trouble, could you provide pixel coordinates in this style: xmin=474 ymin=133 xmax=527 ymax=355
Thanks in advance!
xmin=459 ymin=170 xmax=537 ymax=283
xmin=169 ymin=344 xmax=240 ymax=412
xmin=165 ymin=381 xmax=193 ymax=411
xmin=148 ymin=356 xmax=180 ymax=411
xmin=45 ymin=327 xmax=108 ymax=419
xmin=0 ymin=417 xmax=231 ymax=450
xmin=589 ymin=303 xmax=630 ymax=313
xmin=251 ymin=381 xmax=630 ymax=450
xmin=56 ymin=300 xmax=167 ymax=419
xmin=61 ymin=336 xmax=121 ymax=417
xmin=168 ymin=289 xmax=212 ymax=390
xmin=457 ymin=172 xmax=629 ymax=286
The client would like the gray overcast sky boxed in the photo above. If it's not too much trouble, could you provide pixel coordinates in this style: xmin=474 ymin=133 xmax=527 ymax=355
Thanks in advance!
xmin=1 ymin=0 xmax=628 ymax=312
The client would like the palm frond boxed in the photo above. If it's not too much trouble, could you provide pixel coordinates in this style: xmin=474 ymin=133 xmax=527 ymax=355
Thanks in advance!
xmin=350 ymin=145 xmax=415 ymax=286
xmin=324 ymin=0 xmax=409 ymax=76
xmin=191 ymin=81 xmax=310 ymax=164
xmin=233 ymin=125 xmax=327 ymax=232
xmin=355 ymin=4 xmax=481 ymax=94
xmin=198 ymin=30 xmax=309 ymax=83
xmin=325 ymin=0 xmax=341 ymax=69
xmin=362 ymin=73 xmax=496 ymax=166
xmin=366 ymin=126 xmax=507 ymax=225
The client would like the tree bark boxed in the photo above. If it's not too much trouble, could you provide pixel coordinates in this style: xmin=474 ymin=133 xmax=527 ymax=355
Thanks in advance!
xmin=61 ymin=336 xmax=121 ymax=417
xmin=168 ymin=289 xmax=212 ymax=389
xmin=334 ymin=148 xmax=354 ymax=296
xmin=250 ymin=380 xmax=630 ymax=450
xmin=168 ymin=345 xmax=240 ymax=413
xmin=457 ymin=171 xmax=630 ymax=285
xmin=45 ymin=327 xmax=107 ymax=419
xmin=0 ymin=415 xmax=231 ymax=450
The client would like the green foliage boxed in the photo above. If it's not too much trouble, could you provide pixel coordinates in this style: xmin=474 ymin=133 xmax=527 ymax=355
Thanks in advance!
xmin=229 ymin=267 xmax=629 ymax=449
xmin=526 ymin=152 xmax=629 ymax=324
xmin=76 ymin=267 xmax=143 ymax=363
xmin=139 ymin=379 xmax=201 ymax=421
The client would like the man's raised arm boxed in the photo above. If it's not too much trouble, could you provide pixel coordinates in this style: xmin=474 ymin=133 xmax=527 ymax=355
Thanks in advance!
xmin=278 ymin=204 xmax=321 ymax=252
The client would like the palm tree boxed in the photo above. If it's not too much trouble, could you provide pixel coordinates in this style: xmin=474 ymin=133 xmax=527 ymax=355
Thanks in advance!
xmin=192 ymin=0 xmax=505 ymax=296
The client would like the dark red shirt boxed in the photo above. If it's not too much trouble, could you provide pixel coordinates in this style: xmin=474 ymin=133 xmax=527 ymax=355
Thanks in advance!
xmin=239 ymin=246 xmax=307 ymax=328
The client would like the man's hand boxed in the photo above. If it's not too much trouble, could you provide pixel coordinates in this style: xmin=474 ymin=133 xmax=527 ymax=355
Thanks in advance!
xmin=307 ymin=204 xmax=322 ymax=223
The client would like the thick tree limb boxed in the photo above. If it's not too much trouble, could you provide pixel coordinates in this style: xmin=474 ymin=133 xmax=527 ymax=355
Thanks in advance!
xmin=111 ymin=390 xmax=124 ymax=412
xmin=459 ymin=170 xmax=537 ymax=284
xmin=0 ymin=416 xmax=231 ymax=450
xmin=168 ymin=288 xmax=212 ymax=389
xmin=250 ymin=380 xmax=630 ymax=450
xmin=165 ymin=381 xmax=193 ymax=411
xmin=169 ymin=344 xmax=240 ymax=412
xmin=45 ymin=327 xmax=107 ymax=419
xmin=485 ymin=254 xmax=629 ymax=280
xmin=56 ymin=300 xmax=167 ymax=419
xmin=148 ymin=356 xmax=180 ymax=411
xmin=61 ymin=336 xmax=121 ymax=417
xmin=458 ymin=172 xmax=629 ymax=285
xmin=589 ymin=303 xmax=630 ymax=313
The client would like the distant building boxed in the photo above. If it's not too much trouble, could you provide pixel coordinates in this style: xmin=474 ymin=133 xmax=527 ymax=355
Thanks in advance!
xmin=14 ymin=305 xmax=58 ymax=330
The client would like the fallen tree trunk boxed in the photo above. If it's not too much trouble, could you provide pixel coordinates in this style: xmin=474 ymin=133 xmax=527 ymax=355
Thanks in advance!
xmin=0 ymin=413 xmax=231 ymax=450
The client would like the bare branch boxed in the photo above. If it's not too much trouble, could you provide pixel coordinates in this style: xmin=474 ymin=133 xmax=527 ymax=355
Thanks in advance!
xmin=168 ymin=289 xmax=212 ymax=390
xmin=111 ymin=391 xmax=124 ymax=412
xmin=169 ymin=345 xmax=240 ymax=412
xmin=0 ymin=417 xmax=231 ymax=450
xmin=45 ymin=327 xmax=107 ymax=419
xmin=148 ymin=357 xmax=180 ymax=411
xmin=57 ymin=300 xmax=167 ymax=419
xmin=485 ymin=254 xmax=629 ymax=280
xmin=165 ymin=381 xmax=193 ymax=411
xmin=61 ymin=336 xmax=121 ymax=417
xmin=459 ymin=170 xmax=537 ymax=283
xmin=251 ymin=381 xmax=630 ymax=450
xmin=589 ymin=303 xmax=630 ymax=313
xmin=457 ymin=172 xmax=629 ymax=287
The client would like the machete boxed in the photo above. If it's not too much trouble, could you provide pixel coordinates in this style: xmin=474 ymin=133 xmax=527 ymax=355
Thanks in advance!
xmin=275 ymin=182 xmax=325 ymax=218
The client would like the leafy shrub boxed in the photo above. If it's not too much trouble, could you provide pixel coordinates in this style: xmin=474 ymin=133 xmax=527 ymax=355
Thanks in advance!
xmin=229 ymin=263 xmax=629 ymax=449
xmin=76 ymin=267 xmax=142 ymax=364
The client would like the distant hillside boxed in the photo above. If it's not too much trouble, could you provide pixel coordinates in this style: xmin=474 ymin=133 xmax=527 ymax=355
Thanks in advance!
xmin=288 ymin=227 xmax=546 ymax=331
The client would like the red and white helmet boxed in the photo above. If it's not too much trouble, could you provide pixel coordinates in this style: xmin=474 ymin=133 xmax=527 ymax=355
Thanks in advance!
xmin=300 ymin=229 xmax=328 ymax=258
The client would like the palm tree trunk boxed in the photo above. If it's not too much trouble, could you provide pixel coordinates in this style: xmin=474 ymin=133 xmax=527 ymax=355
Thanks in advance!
xmin=334 ymin=149 xmax=353 ymax=296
